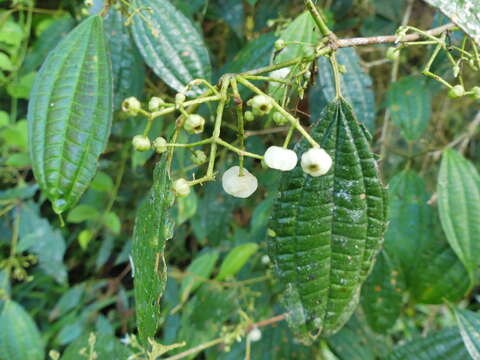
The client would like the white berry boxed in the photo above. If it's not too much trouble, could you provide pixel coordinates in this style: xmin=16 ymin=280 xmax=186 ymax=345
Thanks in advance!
xmin=152 ymin=137 xmax=167 ymax=153
xmin=264 ymin=146 xmax=297 ymax=171
xmin=173 ymin=178 xmax=190 ymax=198
xmin=247 ymin=327 xmax=262 ymax=342
xmin=222 ymin=166 xmax=258 ymax=198
xmin=132 ymin=135 xmax=151 ymax=152
xmin=122 ymin=97 xmax=141 ymax=116
xmin=184 ymin=114 xmax=205 ymax=134
xmin=301 ymin=148 xmax=332 ymax=177
xmin=248 ymin=95 xmax=273 ymax=116
xmin=148 ymin=97 xmax=165 ymax=111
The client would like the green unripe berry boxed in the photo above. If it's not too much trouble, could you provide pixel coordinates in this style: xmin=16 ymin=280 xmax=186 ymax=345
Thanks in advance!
xmin=152 ymin=137 xmax=167 ymax=153
xmin=386 ymin=47 xmax=400 ymax=61
xmin=132 ymin=135 xmax=151 ymax=152
xmin=472 ymin=86 xmax=480 ymax=100
xmin=249 ymin=95 xmax=273 ymax=116
xmin=244 ymin=111 xmax=255 ymax=122
xmin=148 ymin=97 xmax=165 ymax=112
xmin=121 ymin=97 xmax=141 ymax=116
xmin=274 ymin=39 xmax=286 ymax=51
xmin=191 ymin=150 xmax=207 ymax=165
xmin=272 ymin=112 xmax=289 ymax=125
xmin=184 ymin=114 xmax=205 ymax=134
xmin=448 ymin=84 xmax=465 ymax=98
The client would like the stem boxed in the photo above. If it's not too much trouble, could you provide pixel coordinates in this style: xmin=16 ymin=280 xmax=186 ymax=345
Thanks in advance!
xmin=236 ymin=76 xmax=319 ymax=148
xmin=243 ymin=75 xmax=291 ymax=84
xmin=216 ymin=139 xmax=263 ymax=160
xmin=304 ymin=0 xmax=332 ymax=37
xmin=329 ymin=54 xmax=343 ymax=98
xmin=230 ymin=78 xmax=246 ymax=175
xmin=150 ymin=95 xmax=220 ymax=119
xmin=207 ymin=79 xmax=230 ymax=177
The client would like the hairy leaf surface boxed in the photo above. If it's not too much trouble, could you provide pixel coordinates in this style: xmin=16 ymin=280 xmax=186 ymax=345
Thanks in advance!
xmin=454 ymin=308 xmax=480 ymax=360
xmin=27 ymin=16 xmax=113 ymax=214
xmin=132 ymin=157 xmax=174 ymax=344
xmin=268 ymin=98 xmax=386 ymax=341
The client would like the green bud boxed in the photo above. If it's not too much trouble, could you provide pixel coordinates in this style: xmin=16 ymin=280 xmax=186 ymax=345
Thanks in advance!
xmin=386 ymin=47 xmax=399 ymax=61
xmin=272 ymin=111 xmax=289 ymax=125
xmin=132 ymin=135 xmax=151 ymax=151
xmin=152 ymin=137 xmax=168 ymax=153
xmin=244 ymin=111 xmax=255 ymax=122
xmin=173 ymin=178 xmax=190 ymax=198
xmin=191 ymin=150 xmax=207 ymax=165
xmin=249 ymin=95 xmax=273 ymax=116
xmin=121 ymin=97 xmax=141 ymax=116
xmin=184 ymin=114 xmax=205 ymax=134
xmin=274 ymin=39 xmax=286 ymax=51
xmin=175 ymin=93 xmax=186 ymax=107
xmin=472 ymin=86 xmax=480 ymax=100
xmin=338 ymin=64 xmax=347 ymax=73
xmin=448 ymin=84 xmax=465 ymax=98
xmin=148 ymin=96 xmax=165 ymax=112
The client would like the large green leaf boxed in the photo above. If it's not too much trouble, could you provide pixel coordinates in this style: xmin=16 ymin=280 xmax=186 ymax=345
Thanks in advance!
xmin=132 ymin=157 xmax=174 ymax=344
xmin=0 ymin=300 xmax=44 ymax=360
xmin=316 ymin=48 xmax=376 ymax=132
xmin=438 ymin=149 xmax=480 ymax=279
xmin=104 ymin=7 xmax=145 ymax=110
xmin=27 ymin=16 xmax=113 ymax=215
xmin=269 ymin=11 xmax=320 ymax=100
xmin=424 ymin=0 xmax=480 ymax=45
xmin=268 ymin=98 xmax=386 ymax=341
xmin=216 ymin=243 xmax=259 ymax=281
xmin=131 ymin=0 xmax=211 ymax=93
xmin=386 ymin=327 xmax=470 ymax=360
xmin=454 ymin=308 xmax=480 ymax=360
xmin=179 ymin=250 xmax=219 ymax=301
xmin=387 ymin=76 xmax=431 ymax=141
xmin=360 ymin=251 xmax=405 ymax=333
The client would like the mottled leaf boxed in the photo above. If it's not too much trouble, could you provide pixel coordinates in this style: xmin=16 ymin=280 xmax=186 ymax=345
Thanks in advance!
xmin=28 ymin=16 xmax=113 ymax=214
xmin=131 ymin=0 xmax=211 ymax=93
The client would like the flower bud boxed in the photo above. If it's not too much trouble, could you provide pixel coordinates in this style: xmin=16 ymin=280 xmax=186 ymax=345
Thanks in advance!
xmin=148 ymin=97 xmax=165 ymax=111
xmin=132 ymin=135 xmax=151 ymax=152
xmin=191 ymin=150 xmax=207 ymax=165
xmin=386 ymin=47 xmax=399 ymax=61
xmin=173 ymin=178 xmax=190 ymax=198
xmin=222 ymin=166 xmax=258 ymax=198
xmin=249 ymin=95 xmax=273 ymax=116
xmin=274 ymin=39 xmax=286 ymax=51
xmin=472 ymin=86 xmax=480 ymax=100
xmin=272 ymin=112 xmax=289 ymax=125
xmin=122 ymin=97 xmax=141 ymax=116
xmin=264 ymin=146 xmax=297 ymax=171
xmin=244 ymin=111 xmax=255 ymax=122
xmin=152 ymin=137 xmax=167 ymax=153
xmin=301 ymin=148 xmax=332 ymax=177
xmin=184 ymin=114 xmax=205 ymax=134
xmin=448 ymin=84 xmax=465 ymax=98
xmin=338 ymin=64 xmax=347 ymax=73
xmin=247 ymin=327 xmax=262 ymax=342
xmin=175 ymin=93 xmax=186 ymax=107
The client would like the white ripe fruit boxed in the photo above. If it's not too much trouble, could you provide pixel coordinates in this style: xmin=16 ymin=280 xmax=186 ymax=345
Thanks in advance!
xmin=184 ymin=114 xmax=205 ymax=134
xmin=148 ymin=97 xmax=164 ymax=111
xmin=264 ymin=146 xmax=297 ymax=171
xmin=132 ymin=135 xmax=151 ymax=151
xmin=301 ymin=148 xmax=332 ymax=177
xmin=173 ymin=178 xmax=190 ymax=198
xmin=122 ymin=97 xmax=141 ymax=116
xmin=152 ymin=137 xmax=167 ymax=153
xmin=222 ymin=166 xmax=258 ymax=198
xmin=247 ymin=327 xmax=262 ymax=342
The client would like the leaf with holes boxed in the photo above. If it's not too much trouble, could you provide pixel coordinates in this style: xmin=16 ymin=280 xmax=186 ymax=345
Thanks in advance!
xmin=132 ymin=157 xmax=175 ymax=344
xmin=131 ymin=0 xmax=211 ymax=93
xmin=438 ymin=149 xmax=480 ymax=280
xmin=268 ymin=98 xmax=387 ymax=342
xmin=27 ymin=16 xmax=113 ymax=214
xmin=424 ymin=0 xmax=480 ymax=45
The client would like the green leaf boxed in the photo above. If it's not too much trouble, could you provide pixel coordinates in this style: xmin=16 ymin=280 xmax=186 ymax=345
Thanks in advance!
xmin=361 ymin=251 xmax=405 ymax=333
xmin=1 ymin=119 xmax=28 ymax=151
xmin=315 ymin=47 xmax=376 ymax=132
xmin=0 ymin=110 xmax=8 ymax=127
xmin=61 ymin=333 xmax=132 ymax=360
xmin=132 ymin=157 xmax=174 ymax=344
xmin=7 ymin=72 xmax=36 ymax=99
xmin=268 ymin=98 xmax=387 ymax=341
xmin=454 ymin=308 xmax=480 ymax=360
xmin=386 ymin=327 xmax=470 ymax=360
xmin=216 ymin=243 xmax=259 ymax=281
xmin=131 ymin=0 xmax=211 ymax=93
xmin=0 ymin=52 xmax=14 ymax=71
xmin=269 ymin=11 xmax=320 ymax=100
xmin=104 ymin=7 xmax=145 ymax=110
xmin=176 ymin=190 xmax=197 ymax=225
xmin=50 ymin=284 xmax=85 ymax=320
xmin=438 ymin=149 xmax=480 ymax=279
xmin=28 ymin=15 xmax=113 ymax=215
xmin=90 ymin=171 xmax=114 ymax=192
xmin=0 ymin=184 xmax=38 ymax=201
xmin=0 ymin=21 xmax=24 ymax=47
xmin=102 ymin=211 xmax=121 ymax=234
xmin=18 ymin=202 xmax=68 ymax=283
xmin=21 ymin=16 xmax=76 ymax=75
xmin=387 ymin=76 xmax=431 ymax=140
xmin=424 ymin=0 xmax=480 ymax=45
xmin=180 ymin=250 xmax=219 ymax=301
xmin=67 ymin=204 xmax=100 ymax=223
xmin=0 ymin=300 xmax=44 ymax=360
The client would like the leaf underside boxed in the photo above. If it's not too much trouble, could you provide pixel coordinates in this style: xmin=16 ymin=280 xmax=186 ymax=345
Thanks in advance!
xmin=268 ymin=98 xmax=386 ymax=342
